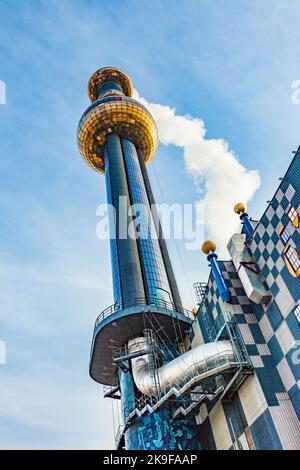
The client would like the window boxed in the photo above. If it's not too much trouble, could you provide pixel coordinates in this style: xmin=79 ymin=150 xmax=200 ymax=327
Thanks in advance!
xmin=279 ymin=225 xmax=290 ymax=244
xmin=285 ymin=245 xmax=300 ymax=272
xmin=287 ymin=205 xmax=299 ymax=228
xmin=294 ymin=305 xmax=300 ymax=323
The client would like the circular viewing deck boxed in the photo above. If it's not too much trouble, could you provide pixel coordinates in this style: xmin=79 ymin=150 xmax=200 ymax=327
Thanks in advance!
xmin=89 ymin=297 xmax=194 ymax=386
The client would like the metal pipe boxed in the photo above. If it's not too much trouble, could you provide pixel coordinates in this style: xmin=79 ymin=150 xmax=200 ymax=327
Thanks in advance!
xmin=233 ymin=203 xmax=254 ymax=238
xmin=128 ymin=337 xmax=237 ymax=396
xmin=240 ymin=213 xmax=254 ymax=237
xmin=201 ymin=241 xmax=231 ymax=303
xmin=208 ymin=253 xmax=232 ymax=303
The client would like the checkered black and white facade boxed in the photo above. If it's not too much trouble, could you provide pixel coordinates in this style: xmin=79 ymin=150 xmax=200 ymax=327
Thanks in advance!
xmin=192 ymin=147 xmax=300 ymax=450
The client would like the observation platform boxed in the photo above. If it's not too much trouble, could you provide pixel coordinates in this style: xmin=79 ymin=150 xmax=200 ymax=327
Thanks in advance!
xmin=89 ymin=297 xmax=193 ymax=386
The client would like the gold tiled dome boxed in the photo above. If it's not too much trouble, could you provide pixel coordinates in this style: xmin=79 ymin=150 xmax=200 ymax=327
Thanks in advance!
xmin=88 ymin=67 xmax=133 ymax=102
xmin=77 ymin=96 xmax=158 ymax=173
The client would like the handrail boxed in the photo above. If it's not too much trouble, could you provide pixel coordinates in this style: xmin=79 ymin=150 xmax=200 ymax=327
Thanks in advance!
xmin=95 ymin=296 xmax=194 ymax=328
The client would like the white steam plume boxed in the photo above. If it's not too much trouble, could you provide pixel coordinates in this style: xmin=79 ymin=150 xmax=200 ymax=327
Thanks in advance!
xmin=134 ymin=91 xmax=261 ymax=255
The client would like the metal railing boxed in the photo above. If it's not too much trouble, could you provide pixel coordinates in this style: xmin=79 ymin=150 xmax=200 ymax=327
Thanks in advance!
xmin=95 ymin=296 xmax=194 ymax=328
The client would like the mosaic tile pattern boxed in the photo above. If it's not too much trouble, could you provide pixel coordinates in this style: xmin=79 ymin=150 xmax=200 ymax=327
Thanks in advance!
xmin=119 ymin=354 xmax=199 ymax=450
xmin=124 ymin=408 xmax=199 ymax=450
xmin=247 ymin=150 xmax=300 ymax=418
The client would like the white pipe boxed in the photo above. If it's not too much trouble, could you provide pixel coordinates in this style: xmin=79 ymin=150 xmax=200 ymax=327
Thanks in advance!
xmin=128 ymin=337 xmax=237 ymax=396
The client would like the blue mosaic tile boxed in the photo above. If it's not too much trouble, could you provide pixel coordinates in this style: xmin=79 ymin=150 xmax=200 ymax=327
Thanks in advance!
xmin=271 ymin=265 xmax=279 ymax=279
xmin=286 ymin=348 xmax=300 ymax=382
xmin=254 ymin=234 xmax=261 ymax=245
xmin=255 ymin=356 xmax=286 ymax=405
xmin=262 ymin=234 xmax=270 ymax=246
xmin=271 ymin=282 xmax=279 ymax=296
xmin=251 ymin=409 xmax=282 ymax=450
xmin=247 ymin=344 xmax=259 ymax=355
xmin=266 ymin=300 xmax=283 ymax=332
xmin=271 ymin=213 xmax=280 ymax=228
xmin=268 ymin=335 xmax=284 ymax=365
xmin=271 ymin=248 xmax=280 ymax=263
xmin=286 ymin=311 xmax=300 ymax=340
xmin=124 ymin=408 xmax=199 ymax=450
xmin=288 ymin=383 xmax=300 ymax=420
xmin=281 ymin=196 xmax=289 ymax=210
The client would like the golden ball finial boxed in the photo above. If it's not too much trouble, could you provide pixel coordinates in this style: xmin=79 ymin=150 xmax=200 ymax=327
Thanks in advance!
xmin=234 ymin=202 xmax=246 ymax=215
xmin=201 ymin=240 xmax=216 ymax=255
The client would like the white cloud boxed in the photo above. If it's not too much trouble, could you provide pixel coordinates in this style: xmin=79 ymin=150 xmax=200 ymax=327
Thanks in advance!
xmin=135 ymin=91 xmax=261 ymax=255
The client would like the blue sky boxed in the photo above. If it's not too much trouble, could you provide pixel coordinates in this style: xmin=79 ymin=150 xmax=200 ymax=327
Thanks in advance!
xmin=0 ymin=0 xmax=299 ymax=449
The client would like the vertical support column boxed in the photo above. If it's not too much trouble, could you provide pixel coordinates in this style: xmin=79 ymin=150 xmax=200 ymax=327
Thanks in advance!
xmin=122 ymin=138 xmax=173 ymax=303
xmin=106 ymin=134 xmax=145 ymax=303
xmin=138 ymin=150 xmax=183 ymax=309
xmin=119 ymin=367 xmax=135 ymax=422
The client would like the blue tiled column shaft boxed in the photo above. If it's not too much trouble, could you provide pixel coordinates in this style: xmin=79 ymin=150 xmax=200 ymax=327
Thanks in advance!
xmin=105 ymin=134 xmax=145 ymax=304
xmin=121 ymin=137 xmax=173 ymax=304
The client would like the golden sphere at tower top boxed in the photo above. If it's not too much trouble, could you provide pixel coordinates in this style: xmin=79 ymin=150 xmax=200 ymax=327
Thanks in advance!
xmin=88 ymin=67 xmax=133 ymax=102
xmin=78 ymin=67 xmax=158 ymax=174
xmin=77 ymin=96 xmax=158 ymax=173
xmin=234 ymin=202 xmax=247 ymax=215
xmin=201 ymin=240 xmax=217 ymax=255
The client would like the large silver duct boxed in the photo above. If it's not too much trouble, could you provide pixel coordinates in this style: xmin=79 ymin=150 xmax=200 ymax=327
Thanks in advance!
xmin=128 ymin=337 xmax=237 ymax=396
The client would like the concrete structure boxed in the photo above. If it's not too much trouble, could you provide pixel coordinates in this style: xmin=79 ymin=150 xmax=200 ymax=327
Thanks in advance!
xmin=77 ymin=67 xmax=300 ymax=450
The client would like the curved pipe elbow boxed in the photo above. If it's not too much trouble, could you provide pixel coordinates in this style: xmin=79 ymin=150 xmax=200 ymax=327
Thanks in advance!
xmin=128 ymin=337 xmax=237 ymax=396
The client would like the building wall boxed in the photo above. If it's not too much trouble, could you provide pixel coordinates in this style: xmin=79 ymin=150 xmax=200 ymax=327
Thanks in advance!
xmin=194 ymin=256 xmax=300 ymax=448
xmin=248 ymin=150 xmax=300 ymax=420
xmin=193 ymin=149 xmax=300 ymax=450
